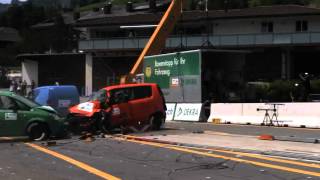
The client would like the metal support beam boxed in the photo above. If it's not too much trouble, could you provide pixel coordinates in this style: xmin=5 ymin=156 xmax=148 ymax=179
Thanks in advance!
xmin=85 ymin=53 xmax=93 ymax=96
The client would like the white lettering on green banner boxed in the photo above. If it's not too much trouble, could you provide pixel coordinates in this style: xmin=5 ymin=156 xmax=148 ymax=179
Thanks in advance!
xmin=144 ymin=50 xmax=202 ymax=103
xmin=144 ymin=50 xmax=200 ymax=89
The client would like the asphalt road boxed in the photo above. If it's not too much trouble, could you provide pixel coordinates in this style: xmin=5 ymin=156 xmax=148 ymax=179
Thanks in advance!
xmin=0 ymin=135 xmax=319 ymax=180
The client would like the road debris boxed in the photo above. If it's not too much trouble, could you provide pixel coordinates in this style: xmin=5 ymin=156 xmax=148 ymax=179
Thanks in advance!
xmin=46 ymin=141 xmax=57 ymax=146
xmin=79 ymin=132 xmax=95 ymax=142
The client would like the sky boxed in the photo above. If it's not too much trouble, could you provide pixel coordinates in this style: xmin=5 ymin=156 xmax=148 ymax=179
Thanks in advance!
xmin=0 ymin=0 xmax=27 ymax=4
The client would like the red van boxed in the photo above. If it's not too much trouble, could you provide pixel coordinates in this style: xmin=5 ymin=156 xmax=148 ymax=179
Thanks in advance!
xmin=68 ymin=83 xmax=166 ymax=133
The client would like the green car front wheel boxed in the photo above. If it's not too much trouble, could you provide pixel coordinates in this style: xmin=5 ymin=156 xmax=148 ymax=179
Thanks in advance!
xmin=27 ymin=122 xmax=49 ymax=141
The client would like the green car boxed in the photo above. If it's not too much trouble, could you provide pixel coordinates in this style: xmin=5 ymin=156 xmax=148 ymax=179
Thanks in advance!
xmin=0 ymin=91 xmax=67 ymax=141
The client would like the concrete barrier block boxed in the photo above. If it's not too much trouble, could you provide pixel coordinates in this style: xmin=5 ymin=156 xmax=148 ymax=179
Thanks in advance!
xmin=208 ymin=116 xmax=239 ymax=124
xmin=281 ymin=116 xmax=320 ymax=128
xmin=207 ymin=102 xmax=320 ymax=129
xmin=208 ymin=103 xmax=243 ymax=123
xmin=241 ymin=116 xmax=265 ymax=125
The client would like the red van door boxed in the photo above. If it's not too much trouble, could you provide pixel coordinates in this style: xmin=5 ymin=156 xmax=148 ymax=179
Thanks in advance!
xmin=128 ymin=86 xmax=153 ymax=126
xmin=108 ymin=88 xmax=132 ymax=127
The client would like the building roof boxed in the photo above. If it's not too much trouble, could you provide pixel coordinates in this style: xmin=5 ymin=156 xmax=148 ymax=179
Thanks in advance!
xmin=0 ymin=27 xmax=21 ymax=42
xmin=0 ymin=90 xmax=14 ymax=96
xmin=75 ymin=0 xmax=170 ymax=27
xmin=17 ymin=52 xmax=83 ymax=58
xmin=75 ymin=5 xmax=320 ymax=27
xmin=31 ymin=13 xmax=76 ymax=29
xmin=77 ymin=0 xmax=170 ymax=21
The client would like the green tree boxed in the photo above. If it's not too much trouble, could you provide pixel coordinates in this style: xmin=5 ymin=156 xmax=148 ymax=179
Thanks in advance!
xmin=310 ymin=0 xmax=320 ymax=7
xmin=6 ymin=4 xmax=23 ymax=29
xmin=0 ymin=1 xmax=77 ymax=66
xmin=11 ymin=0 xmax=19 ymax=5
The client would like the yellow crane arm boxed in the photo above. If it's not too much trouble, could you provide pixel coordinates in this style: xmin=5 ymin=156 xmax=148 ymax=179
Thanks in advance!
xmin=121 ymin=0 xmax=183 ymax=84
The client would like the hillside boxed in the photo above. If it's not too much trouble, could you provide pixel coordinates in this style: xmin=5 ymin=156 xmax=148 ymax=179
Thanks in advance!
xmin=0 ymin=3 xmax=9 ymax=14
xmin=30 ymin=0 xmax=71 ymax=8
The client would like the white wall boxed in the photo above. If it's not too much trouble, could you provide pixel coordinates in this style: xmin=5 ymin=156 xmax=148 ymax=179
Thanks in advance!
xmin=21 ymin=60 xmax=38 ymax=86
xmin=214 ymin=18 xmax=259 ymax=35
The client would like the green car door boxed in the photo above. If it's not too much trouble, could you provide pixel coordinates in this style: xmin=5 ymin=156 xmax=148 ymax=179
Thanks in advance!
xmin=0 ymin=95 xmax=30 ymax=136
xmin=0 ymin=108 xmax=19 ymax=136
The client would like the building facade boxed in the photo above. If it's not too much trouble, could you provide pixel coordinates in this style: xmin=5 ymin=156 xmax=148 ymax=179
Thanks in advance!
xmin=20 ymin=4 xmax=320 ymax=102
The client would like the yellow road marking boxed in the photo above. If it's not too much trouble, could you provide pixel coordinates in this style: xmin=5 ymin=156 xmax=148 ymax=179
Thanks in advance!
xmin=204 ymin=131 xmax=232 ymax=136
xmin=120 ymin=136 xmax=320 ymax=177
xmin=25 ymin=143 xmax=121 ymax=180
xmin=183 ymin=146 xmax=320 ymax=169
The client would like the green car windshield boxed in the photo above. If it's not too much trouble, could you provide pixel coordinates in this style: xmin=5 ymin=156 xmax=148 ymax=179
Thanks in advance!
xmin=12 ymin=94 xmax=40 ymax=108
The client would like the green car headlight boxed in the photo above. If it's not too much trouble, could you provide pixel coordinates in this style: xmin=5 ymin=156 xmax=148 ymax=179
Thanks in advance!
xmin=50 ymin=114 xmax=61 ymax=120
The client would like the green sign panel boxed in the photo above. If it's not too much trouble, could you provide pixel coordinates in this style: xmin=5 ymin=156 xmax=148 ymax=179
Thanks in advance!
xmin=144 ymin=50 xmax=201 ymax=88
xmin=144 ymin=50 xmax=202 ymax=102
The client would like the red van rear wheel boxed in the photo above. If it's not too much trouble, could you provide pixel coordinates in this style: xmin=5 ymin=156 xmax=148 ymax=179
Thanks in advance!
xmin=150 ymin=114 xmax=164 ymax=130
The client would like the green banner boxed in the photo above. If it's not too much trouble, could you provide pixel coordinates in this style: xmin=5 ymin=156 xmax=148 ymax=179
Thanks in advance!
xmin=144 ymin=50 xmax=201 ymax=89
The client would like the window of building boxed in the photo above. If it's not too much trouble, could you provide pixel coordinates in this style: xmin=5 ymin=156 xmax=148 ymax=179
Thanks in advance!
xmin=261 ymin=22 xmax=273 ymax=33
xmin=94 ymin=31 xmax=108 ymax=38
xmin=296 ymin=20 xmax=308 ymax=32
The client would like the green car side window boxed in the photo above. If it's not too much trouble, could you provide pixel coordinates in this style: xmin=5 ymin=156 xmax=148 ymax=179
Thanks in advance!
xmin=0 ymin=96 xmax=17 ymax=110
xmin=14 ymin=100 xmax=30 ymax=111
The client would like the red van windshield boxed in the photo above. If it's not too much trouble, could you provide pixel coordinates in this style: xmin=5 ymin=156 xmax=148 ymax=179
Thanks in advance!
xmin=90 ymin=89 xmax=107 ymax=102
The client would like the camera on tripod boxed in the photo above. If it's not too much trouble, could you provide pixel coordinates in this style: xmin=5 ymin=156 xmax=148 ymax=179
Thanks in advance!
xmin=256 ymin=108 xmax=276 ymax=112
xmin=257 ymin=103 xmax=284 ymax=126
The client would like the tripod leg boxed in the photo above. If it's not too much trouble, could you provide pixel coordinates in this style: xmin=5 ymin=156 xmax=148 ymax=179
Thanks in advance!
xmin=266 ymin=112 xmax=270 ymax=126
xmin=273 ymin=113 xmax=279 ymax=126
xmin=269 ymin=113 xmax=273 ymax=126
xmin=262 ymin=112 xmax=268 ymax=125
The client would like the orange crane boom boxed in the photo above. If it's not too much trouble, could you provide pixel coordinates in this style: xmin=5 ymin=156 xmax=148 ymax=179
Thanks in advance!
xmin=121 ymin=0 xmax=183 ymax=84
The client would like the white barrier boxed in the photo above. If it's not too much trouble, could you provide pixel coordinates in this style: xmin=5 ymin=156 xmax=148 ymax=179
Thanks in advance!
xmin=173 ymin=103 xmax=202 ymax=121
xmin=207 ymin=103 xmax=243 ymax=124
xmin=208 ymin=103 xmax=320 ymax=128
xmin=277 ymin=103 xmax=320 ymax=128
xmin=242 ymin=103 xmax=268 ymax=125
xmin=165 ymin=103 xmax=176 ymax=121
xmin=165 ymin=103 xmax=203 ymax=122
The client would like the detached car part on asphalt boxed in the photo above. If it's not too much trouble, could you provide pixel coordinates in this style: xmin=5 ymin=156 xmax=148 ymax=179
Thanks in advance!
xmin=68 ymin=83 xmax=166 ymax=133
xmin=0 ymin=91 xmax=67 ymax=141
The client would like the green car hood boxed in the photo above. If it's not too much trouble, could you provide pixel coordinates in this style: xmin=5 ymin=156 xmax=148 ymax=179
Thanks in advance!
xmin=34 ymin=106 xmax=57 ymax=114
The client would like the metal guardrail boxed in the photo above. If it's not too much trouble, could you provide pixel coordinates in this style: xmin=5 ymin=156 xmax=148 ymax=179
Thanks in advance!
xmin=79 ymin=32 xmax=320 ymax=50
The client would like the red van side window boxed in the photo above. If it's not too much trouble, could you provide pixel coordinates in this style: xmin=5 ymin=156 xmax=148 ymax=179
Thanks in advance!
xmin=131 ymin=86 xmax=152 ymax=100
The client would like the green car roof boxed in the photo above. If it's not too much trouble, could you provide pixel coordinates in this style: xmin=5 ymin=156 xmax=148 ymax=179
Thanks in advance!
xmin=0 ymin=90 xmax=14 ymax=96
xmin=0 ymin=90 xmax=40 ymax=108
